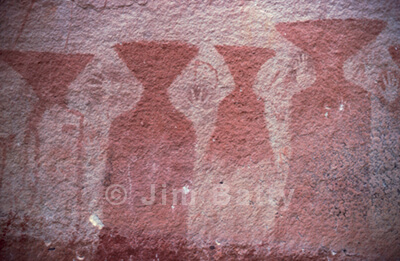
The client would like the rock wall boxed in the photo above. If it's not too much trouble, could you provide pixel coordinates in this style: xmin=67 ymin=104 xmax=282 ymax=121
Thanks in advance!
xmin=0 ymin=0 xmax=399 ymax=260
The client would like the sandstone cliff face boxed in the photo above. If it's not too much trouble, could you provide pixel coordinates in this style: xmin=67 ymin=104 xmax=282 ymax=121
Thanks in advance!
xmin=0 ymin=0 xmax=399 ymax=260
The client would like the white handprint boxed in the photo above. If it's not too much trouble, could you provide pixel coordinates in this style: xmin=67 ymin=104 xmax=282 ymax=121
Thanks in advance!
xmin=189 ymin=83 xmax=208 ymax=105
xmin=294 ymin=53 xmax=311 ymax=87
xmin=188 ymin=60 xmax=218 ymax=109
xmin=380 ymin=71 xmax=399 ymax=104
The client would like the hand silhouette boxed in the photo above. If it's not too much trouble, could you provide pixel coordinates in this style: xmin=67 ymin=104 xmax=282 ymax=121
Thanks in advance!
xmin=294 ymin=53 xmax=311 ymax=86
xmin=380 ymin=71 xmax=399 ymax=104
xmin=189 ymin=83 xmax=209 ymax=104
xmin=188 ymin=60 xmax=218 ymax=108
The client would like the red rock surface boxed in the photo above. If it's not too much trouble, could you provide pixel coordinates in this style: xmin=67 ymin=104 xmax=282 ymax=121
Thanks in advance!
xmin=0 ymin=0 xmax=399 ymax=260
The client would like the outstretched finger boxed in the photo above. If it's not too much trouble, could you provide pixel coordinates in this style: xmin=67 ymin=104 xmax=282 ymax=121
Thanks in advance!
xmin=382 ymin=73 xmax=389 ymax=87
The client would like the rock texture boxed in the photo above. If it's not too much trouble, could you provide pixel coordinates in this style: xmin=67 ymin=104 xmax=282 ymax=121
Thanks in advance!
xmin=0 ymin=0 xmax=400 ymax=260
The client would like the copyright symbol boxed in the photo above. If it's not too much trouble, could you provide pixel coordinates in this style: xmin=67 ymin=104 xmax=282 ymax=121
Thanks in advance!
xmin=105 ymin=184 xmax=127 ymax=205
